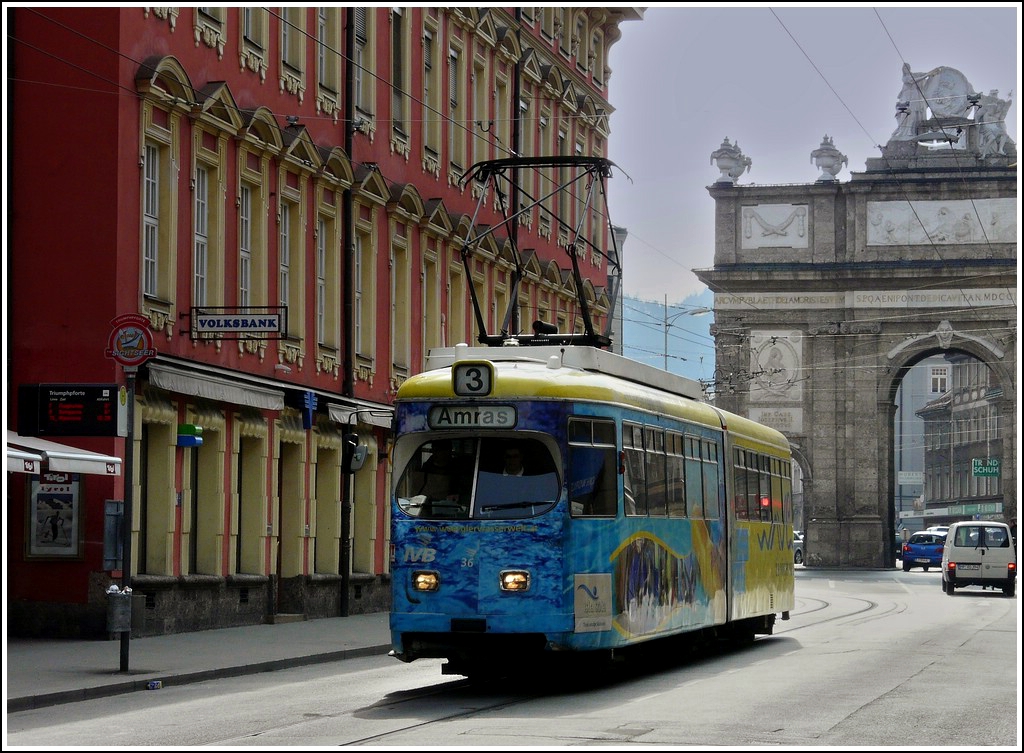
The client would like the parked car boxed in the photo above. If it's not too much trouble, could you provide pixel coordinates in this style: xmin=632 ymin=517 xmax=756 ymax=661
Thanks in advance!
xmin=901 ymin=530 xmax=946 ymax=571
xmin=793 ymin=530 xmax=805 ymax=565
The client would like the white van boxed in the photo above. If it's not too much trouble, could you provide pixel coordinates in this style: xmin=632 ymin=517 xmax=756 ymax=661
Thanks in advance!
xmin=941 ymin=521 xmax=1016 ymax=597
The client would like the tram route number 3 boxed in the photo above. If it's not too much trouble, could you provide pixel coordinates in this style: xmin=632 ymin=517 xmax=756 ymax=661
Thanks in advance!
xmin=454 ymin=362 xmax=493 ymax=396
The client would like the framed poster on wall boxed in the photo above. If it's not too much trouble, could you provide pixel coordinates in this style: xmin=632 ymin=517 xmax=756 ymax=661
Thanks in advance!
xmin=27 ymin=472 xmax=82 ymax=558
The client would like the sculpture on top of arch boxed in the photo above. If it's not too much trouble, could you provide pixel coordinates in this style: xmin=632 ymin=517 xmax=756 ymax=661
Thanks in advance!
xmin=886 ymin=63 xmax=1015 ymax=158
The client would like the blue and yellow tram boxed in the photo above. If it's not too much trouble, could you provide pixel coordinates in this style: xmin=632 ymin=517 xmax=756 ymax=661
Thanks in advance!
xmin=389 ymin=344 xmax=794 ymax=676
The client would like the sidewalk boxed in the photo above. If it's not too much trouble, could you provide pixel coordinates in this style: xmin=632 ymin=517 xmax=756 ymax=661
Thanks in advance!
xmin=5 ymin=611 xmax=392 ymax=713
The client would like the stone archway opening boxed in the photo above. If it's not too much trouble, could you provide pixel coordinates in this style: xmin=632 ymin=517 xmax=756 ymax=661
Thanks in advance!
xmin=887 ymin=346 xmax=1010 ymax=570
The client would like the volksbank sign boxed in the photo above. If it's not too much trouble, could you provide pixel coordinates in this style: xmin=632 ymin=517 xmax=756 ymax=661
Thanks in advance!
xmin=197 ymin=315 xmax=281 ymax=333
xmin=190 ymin=307 xmax=286 ymax=339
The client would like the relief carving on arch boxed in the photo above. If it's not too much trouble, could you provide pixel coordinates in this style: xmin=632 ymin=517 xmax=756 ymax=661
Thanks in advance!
xmin=867 ymin=199 xmax=1016 ymax=246
xmin=741 ymin=205 xmax=808 ymax=249
xmin=749 ymin=330 xmax=803 ymax=402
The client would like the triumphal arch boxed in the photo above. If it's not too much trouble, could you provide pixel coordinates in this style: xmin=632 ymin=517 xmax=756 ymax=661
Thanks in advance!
xmin=697 ymin=65 xmax=1016 ymax=568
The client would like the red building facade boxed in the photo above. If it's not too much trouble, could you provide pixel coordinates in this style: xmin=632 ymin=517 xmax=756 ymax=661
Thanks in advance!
xmin=7 ymin=7 xmax=641 ymax=637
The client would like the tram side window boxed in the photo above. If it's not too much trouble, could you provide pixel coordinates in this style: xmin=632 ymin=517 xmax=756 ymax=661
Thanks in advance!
xmin=781 ymin=460 xmax=792 ymax=523
xmin=568 ymin=417 xmax=618 ymax=517
xmin=745 ymin=454 xmax=762 ymax=522
xmin=770 ymin=457 xmax=784 ymax=524
xmin=645 ymin=427 xmax=668 ymax=516
xmin=733 ymin=449 xmax=749 ymax=520
xmin=684 ymin=435 xmax=704 ymax=519
xmin=667 ymin=432 xmax=686 ymax=518
xmin=758 ymin=458 xmax=772 ymax=522
xmin=623 ymin=422 xmax=647 ymax=516
xmin=702 ymin=440 xmax=721 ymax=520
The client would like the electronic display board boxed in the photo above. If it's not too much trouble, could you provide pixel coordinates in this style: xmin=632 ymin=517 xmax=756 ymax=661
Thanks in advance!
xmin=18 ymin=384 xmax=122 ymax=437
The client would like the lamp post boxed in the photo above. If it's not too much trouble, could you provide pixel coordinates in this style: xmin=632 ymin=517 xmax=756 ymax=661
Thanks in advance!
xmin=663 ymin=294 xmax=711 ymax=372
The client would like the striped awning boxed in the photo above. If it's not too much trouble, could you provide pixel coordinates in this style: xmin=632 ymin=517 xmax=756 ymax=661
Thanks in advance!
xmin=6 ymin=430 xmax=122 ymax=476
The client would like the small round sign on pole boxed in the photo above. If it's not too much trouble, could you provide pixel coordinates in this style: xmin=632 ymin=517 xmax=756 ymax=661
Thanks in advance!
xmin=104 ymin=313 xmax=155 ymax=672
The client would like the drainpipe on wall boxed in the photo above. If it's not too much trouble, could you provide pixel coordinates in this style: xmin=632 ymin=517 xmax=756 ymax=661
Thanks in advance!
xmin=339 ymin=7 xmax=357 ymax=618
xmin=510 ymin=8 xmax=522 ymax=335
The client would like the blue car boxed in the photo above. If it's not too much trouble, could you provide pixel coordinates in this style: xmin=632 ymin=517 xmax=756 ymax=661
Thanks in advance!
xmin=901 ymin=531 xmax=946 ymax=571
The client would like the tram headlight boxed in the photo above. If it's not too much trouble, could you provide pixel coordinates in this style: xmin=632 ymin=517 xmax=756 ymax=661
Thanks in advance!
xmin=412 ymin=570 xmax=440 ymax=592
xmin=499 ymin=569 xmax=530 ymax=592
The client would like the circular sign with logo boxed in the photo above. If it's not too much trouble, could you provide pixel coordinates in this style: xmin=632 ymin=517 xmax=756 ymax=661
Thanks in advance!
xmin=105 ymin=313 xmax=156 ymax=367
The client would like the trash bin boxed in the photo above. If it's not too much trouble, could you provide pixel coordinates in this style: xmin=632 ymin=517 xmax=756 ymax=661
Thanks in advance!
xmin=107 ymin=591 xmax=133 ymax=633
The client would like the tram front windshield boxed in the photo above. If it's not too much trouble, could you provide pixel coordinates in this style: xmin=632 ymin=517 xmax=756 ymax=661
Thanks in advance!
xmin=395 ymin=437 xmax=559 ymax=520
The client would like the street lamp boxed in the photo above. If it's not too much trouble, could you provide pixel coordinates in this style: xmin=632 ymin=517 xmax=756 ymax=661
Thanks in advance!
xmin=663 ymin=294 xmax=711 ymax=371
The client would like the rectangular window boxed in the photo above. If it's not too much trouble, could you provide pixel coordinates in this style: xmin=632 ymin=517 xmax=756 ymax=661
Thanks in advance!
xmin=568 ymin=417 xmax=618 ymax=517
xmin=520 ymin=100 xmax=533 ymax=176
xmin=318 ymin=8 xmax=328 ymax=83
xmin=239 ymin=185 xmax=252 ymax=307
xmin=473 ymin=58 xmax=487 ymax=164
xmin=645 ymin=427 xmax=667 ymax=516
xmin=667 ymin=432 xmax=686 ymax=518
xmin=281 ymin=18 xmax=290 ymax=64
xmin=733 ymin=449 xmax=749 ymax=520
xmin=448 ymin=47 xmax=463 ymax=171
xmin=391 ymin=233 xmax=409 ymax=370
xmin=317 ymin=217 xmax=327 ymax=344
xmin=558 ymin=130 xmax=569 ymax=226
xmin=623 ymin=422 xmax=646 ymax=516
xmin=350 ymin=6 xmax=373 ymax=118
xmin=495 ymin=74 xmax=509 ymax=159
xmin=574 ymin=141 xmax=585 ymax=224
xmin=702 ymin=441 xmax=720 ymax=520
xmin=281 ymin=7 xmax=304 ymax=73
xmin=316 ymin=7 xmax=340 ymax=94
xmin=930 ymin=366 xmax=948 ymax=394
xmin=194 ymin=166 xmax=209 ymax=306
xmin=448 ymin=262 xmax=466 ymax=348
xmin=423 ymin=28 xmax=440 ymax=157
xmin=279 ymin=206 xmax=290 ymax=308
xmin=685 ymin=436 xmax=703 ymax=519
xmin=354 ymin=233 xmax=363 ymax=352
xmin=758 ymin=458 xmax=772 ymax=522
xmin=391 ymin=7 xmax=405 ymax=133
xmin=143 ymin=143 xmax=159 ymax=297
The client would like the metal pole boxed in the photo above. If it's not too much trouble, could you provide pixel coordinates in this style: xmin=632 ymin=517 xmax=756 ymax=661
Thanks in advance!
xmin=663 ymin=294 xmax=669 ymax=371
xmin=120 ymin=366 xmax=136 ymax=672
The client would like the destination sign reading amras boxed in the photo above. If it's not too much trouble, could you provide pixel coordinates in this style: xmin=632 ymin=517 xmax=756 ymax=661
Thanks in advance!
xmin=428 ymin=404 xmax=516 ymax=429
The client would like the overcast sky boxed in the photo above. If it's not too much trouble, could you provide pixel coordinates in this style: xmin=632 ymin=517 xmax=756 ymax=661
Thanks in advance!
xmin=606 ymin=4 xmax=1020 ymax=304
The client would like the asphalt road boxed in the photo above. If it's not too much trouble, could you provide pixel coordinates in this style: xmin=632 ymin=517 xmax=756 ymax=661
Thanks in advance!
xmin=6 ymin=567 xmax=1019 ymax=747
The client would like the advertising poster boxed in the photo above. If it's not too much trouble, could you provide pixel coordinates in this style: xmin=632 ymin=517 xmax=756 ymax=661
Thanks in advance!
xmin=28 ymin=472 xmax=81 ymax=558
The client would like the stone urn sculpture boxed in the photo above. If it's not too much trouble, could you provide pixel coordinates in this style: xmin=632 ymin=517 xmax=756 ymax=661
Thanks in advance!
xmin=810 ymin=135 xmax=848 ymax=182
xmin=710 ymin=138 xmax=751 ymax=185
